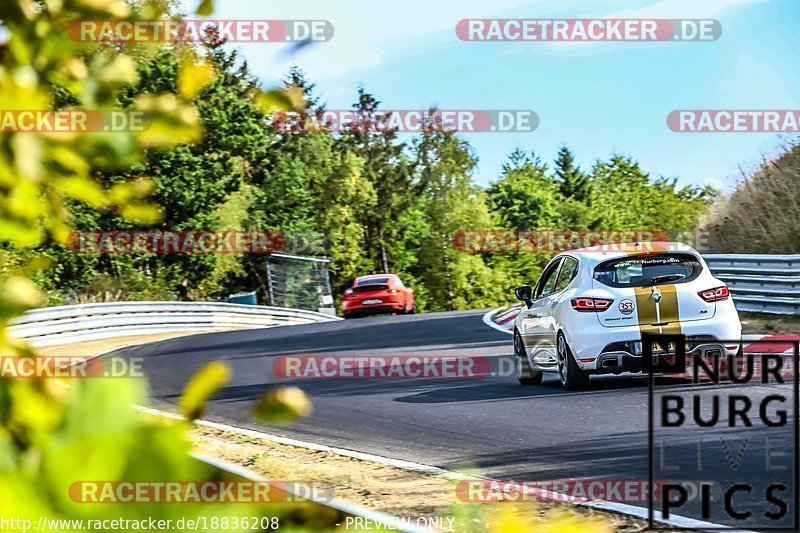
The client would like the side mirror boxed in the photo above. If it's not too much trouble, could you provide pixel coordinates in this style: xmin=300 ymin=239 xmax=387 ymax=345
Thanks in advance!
xmin=514 ymin=285 xmax=533 ymax=308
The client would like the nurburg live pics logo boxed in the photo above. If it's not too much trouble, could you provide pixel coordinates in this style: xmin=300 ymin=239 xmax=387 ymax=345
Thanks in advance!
xmin=646 ymin=333 xmax=800 ymax=530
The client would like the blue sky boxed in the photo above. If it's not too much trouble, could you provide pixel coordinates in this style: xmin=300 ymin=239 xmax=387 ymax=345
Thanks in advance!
xmin=206 ymin=0 xmax=799 ymax=190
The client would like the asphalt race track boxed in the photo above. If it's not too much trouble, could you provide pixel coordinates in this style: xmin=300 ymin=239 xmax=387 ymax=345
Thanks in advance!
xmin=117 ymin=310 xmax=798 ymax=528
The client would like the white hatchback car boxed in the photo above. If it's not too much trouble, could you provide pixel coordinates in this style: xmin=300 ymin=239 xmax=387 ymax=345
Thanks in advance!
xmin=512 ymin=242 xmax=742 ymax=390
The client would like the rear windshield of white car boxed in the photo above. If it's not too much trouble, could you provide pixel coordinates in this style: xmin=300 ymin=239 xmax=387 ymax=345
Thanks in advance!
xmin=593 ymin=253 xmax=702 ymax=288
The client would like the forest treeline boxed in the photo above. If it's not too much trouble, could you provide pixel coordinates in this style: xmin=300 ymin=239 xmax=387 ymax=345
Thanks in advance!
xmin=13 ymin=41 xmax=724 ymax=312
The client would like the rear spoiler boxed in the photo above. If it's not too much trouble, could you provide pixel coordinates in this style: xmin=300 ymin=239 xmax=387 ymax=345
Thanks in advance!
xmin=353 ymin=284 xmax=390 ymax=293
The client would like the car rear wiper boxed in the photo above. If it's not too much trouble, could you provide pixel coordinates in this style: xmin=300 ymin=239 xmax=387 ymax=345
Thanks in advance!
xmin=647 ymin=274 xmax=686 ymax=285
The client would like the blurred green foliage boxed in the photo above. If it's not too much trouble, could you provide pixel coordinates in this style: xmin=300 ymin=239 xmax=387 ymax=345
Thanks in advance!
xmin=0 ymin=1 xmax=331 ymax=530
xmin=451 ymin=500 xmax=613 ymax=533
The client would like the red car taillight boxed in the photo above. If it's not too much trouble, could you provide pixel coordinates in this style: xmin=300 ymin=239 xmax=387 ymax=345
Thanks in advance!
xmin=571 ymin=297 xmax=613 ymax=312
xmin=699 ymin=286 xmax=729 ymax=302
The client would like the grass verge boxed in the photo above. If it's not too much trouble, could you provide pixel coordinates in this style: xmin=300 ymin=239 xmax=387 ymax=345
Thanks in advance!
xmin=188 ymin=425 xmax=645 ymax=532
xmin=739 ymin=312 xmax=800 ymax=335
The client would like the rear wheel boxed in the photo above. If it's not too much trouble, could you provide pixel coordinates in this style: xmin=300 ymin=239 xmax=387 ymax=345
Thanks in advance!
xmin=557 ymin=332 xmax=590 ymax=391
xmin=514 ymin=330 xmax=543 ymax=385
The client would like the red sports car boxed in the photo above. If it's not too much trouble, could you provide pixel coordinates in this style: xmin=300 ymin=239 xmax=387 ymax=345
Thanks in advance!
xmin=342 ymin=274 xmax=415 ymax=318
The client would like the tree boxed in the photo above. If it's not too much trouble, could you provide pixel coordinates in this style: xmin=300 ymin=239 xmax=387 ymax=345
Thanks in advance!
xmin=411 ymin=125 xmax=509 ymax=310
xmin=107 ymin=45 xmax=273 ymax=299
xmin=590 ymin=154 xmax=712 ymax=233
xmin=487 ymin=149 xmax=561 ymax=230
xmin=554 ymin=145 xmax=590 ymax=203
xmin=337 ymin=87 xmax=413 ymax=274
xmin=284 ymin=64 xmax=322 ymax=109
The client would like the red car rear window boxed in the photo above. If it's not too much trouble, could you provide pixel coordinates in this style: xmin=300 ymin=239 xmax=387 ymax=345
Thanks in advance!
xmin=353 ymin=284 xmax=389 ymax=293
xmin=357 ymin=277 xmax=390 ymax=286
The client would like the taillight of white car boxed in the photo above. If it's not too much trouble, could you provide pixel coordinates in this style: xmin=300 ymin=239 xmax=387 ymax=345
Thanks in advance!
xmin=570 ymin=297 xmax=613 ymax=312
xmin=698 ymin=286 xmax=730 ymax=302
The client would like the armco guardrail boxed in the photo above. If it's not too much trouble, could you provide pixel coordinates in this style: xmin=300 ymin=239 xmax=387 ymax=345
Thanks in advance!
xmin=9 ymin=301 xmax=342 ymax=347
xmin=705 ymin=254 xmax=800 ymax=314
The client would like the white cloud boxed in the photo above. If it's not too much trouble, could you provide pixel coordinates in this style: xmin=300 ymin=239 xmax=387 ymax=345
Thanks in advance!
xmin=541 ymin=0 xmax=768 ymax=53
xmin=606 ymin=0 xmax=767 ymax=18
xmin=209 ymin=0 xmax=538 ymax=81
xmin=196 ymin=0 xmax=768 ymax=83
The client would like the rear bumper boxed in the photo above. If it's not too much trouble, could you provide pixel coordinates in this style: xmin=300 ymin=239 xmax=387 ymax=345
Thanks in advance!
xmin=342 ymin=298 xmax=405 ymax=315
xmin=345 ymin=306 xmax=401 ymax=317
xmin=594 ymin=342 xmax=734 ymax=375
xmin=569 ymin=318 xmax=742 ymax=373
